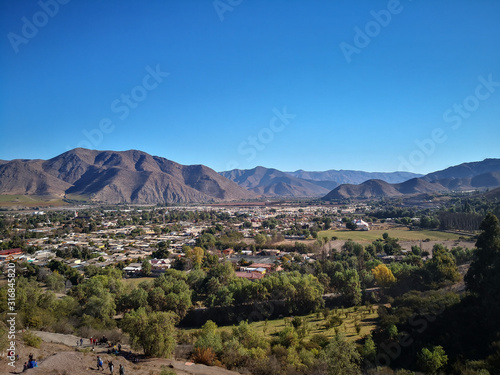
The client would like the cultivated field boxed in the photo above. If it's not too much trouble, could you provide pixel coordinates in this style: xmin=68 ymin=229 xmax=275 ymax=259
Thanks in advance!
xmin=184 ymin=305 xmax=380 ymax=344
xmin=0 ymin=194 xmax=67 ymax=207
xmin=318 ymin=228 xmax=470 ymax=243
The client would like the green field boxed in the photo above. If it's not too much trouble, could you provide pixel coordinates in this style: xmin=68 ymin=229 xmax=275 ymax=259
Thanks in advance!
xmin=0 ymin=194 xmax=37 ymax=202
xmin=318 ymin=228 xmax=470 ymax=243
xmin=184 ymin=305 xmax=380 ymax=343
xmin=0 ymin=194 xmax=67 ymax=207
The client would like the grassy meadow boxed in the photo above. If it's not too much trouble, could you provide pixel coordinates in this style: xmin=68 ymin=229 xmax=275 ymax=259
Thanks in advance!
xmin=183 ymin=304 xmax=380 ymax=344
xmin=318 ymin=228 xmax=470 ymax=243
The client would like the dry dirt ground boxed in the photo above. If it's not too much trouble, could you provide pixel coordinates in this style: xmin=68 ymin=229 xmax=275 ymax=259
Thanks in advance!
xmin=1 ymin=331 xmax=240 ymax=375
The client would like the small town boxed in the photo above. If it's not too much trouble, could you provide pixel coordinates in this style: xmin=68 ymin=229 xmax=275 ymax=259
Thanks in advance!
xmin=1 ymin=0 xmax=500 ymax=374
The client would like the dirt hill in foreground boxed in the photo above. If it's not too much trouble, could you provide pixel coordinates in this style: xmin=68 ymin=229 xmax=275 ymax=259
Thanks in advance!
xmin=1 ymin=331 xmax=239 ymax=375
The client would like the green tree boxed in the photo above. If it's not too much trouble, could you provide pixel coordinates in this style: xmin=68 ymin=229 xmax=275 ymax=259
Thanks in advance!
xmin=333 ymin=269 xmax=362 ymax=306
xmin=316 ymin=334 xmax=361 ymax=374
xmin=254 ymin=233 xmax=267 ymax=246
xmin=122 ymin=307 xmax=177 ymax=357
xmin=83 ymin=292 xmax=116 ymax=322
xmin=141 ymin=259 xmax=152 ymax=276
xmin=196 ymin=233 xmax=216 ymax=249
xmin=278 ymin=326 xmax=299 ymax=348
xmin=45 ymin=271 xmax=66 ymax=292
xmin=194 ymin=320 xmax=222 ymax=354
xmin=362 ymin=335 xmax=376 ymax=363
xmin=424 ymin=244 xmax=460 ymax=286
xmin=417 ymin=346 xmax=448 ymax=375
xmin=346 ymin=221 xmax=357 ymax=231
xmin=465 ymin=212 xmax=500 ymax=299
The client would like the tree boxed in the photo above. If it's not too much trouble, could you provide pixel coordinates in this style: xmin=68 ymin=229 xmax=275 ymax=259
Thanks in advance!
xmin=141 ymin=259 xmax=152 ymax=276
xmin=417 ymin=346 xmax=448 ymax=375
xmin=346 ymin=221 xmax=357 ymax=231
xmin=122 ymin=307 xmax=177 ymax=357
xmin=278 ymin=326 xmax=299 ymax=348
xmin=316 ymin=334 xmax=361 ymax=374
xmin=83 ymin=292 xmax=116 ymax=322
xmin=362 ymin=335 xmax=376 ymax=363
xmin=127 ymin=287 xmax=148 ymax=310
xmin=186 ymin=246 xmax=204 ymax=268
xmin=371 ymin=264 xmax=396 ymax=287
xmin=152 ymin=241 xmax=170 ymax=259
xmin=465 ymin=212 xmax=500 ymax=299
xmin=424 ymin=244 xmax=460 ymax=286
xmin=196 ymin=233 xmax=216 ymax=249
xmin=333 ymin=269 xmax=362 ymax=306
xmin=194 ymin=320 xmax=222 ymax=354
xmin=45 ymin=271 xmax=66 ymax=292
xmin=254 ymin=233 xmax=267 ymax=246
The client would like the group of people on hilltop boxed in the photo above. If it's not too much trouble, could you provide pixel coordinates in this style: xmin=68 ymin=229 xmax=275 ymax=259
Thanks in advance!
xmin=97 ymin=356 xmax=125 ymax=374
xmin=22 ymin=353 xmax=38 ymax=371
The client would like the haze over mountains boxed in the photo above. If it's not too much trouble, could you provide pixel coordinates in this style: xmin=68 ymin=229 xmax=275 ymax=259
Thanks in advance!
xmin=0 ymin=149 xmax=499 ymax=203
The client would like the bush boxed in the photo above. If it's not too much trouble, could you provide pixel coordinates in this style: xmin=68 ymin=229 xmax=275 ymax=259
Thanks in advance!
xmin=23 ymin=331 xmax=42 ymax=348
xmin=159 ymin=366 xmax=176 ymax=375
xmin=191 ymin=347 xmax=216 ymax=365
xmin=325 ymin=315 xmax=343 ymax=329
xmin=51 ymin=318 xmax=75 ymax=334
xmin=310 ymin=333 xmax=329 ymax=349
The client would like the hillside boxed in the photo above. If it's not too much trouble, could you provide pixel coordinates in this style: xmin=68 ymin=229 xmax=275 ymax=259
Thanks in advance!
xmin=0 ymin=331 xmax=239 ymax=375
xmin=220 ymin=166 xmax=331 ymax=197
xmin=0 ymin=149 xmax=255 ymax=204
xmin=485 ymin=186 xmax=500 ymax=200
xmin=423 ymin=158 xmax=500 ymax=181
xmin=394 ymin=178 xmax=446 ymax=195
xmin=323 ymin=179 xmax=404 ymax=200
xmin=323 ymin=159 xmax=500 ymax=200
xmin=288 ymin=169 xmax=422 ymax=185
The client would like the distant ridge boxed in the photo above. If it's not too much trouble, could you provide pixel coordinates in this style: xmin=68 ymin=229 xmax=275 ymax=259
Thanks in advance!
xmin=424 ymin=158 xmax=500 ymax=181
xmin=0 ymin=148 xmax=255 ymax=204
xmin=288 ymin=169 xmax=422 ymax=185
xmin=322 ymin=159 xmax=500 ymax=200
xmin=220 ymin=166 xmax=331 ymax=197
xmin=220 ymin=167 xmax=422 ymax=198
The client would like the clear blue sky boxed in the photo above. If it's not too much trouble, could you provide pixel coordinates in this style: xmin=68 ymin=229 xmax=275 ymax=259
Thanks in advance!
xmin=1 ymin=0 xmax=499 ymax=174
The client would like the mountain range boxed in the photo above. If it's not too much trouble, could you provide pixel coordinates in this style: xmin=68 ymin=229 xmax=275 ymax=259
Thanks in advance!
xmin=219 ymin=167 xmax=421 ymax=198
xmin=0 ymin=149 xmax=499 ymax=203
xmin=0 ymin=148 xmax=255 ymax=204
xmin=322 ymin=159 xmax=500 ymax=200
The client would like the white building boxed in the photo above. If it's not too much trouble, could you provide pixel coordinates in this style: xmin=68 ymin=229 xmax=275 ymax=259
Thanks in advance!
xmin=354 ymin=219 xmax=370 ymax=231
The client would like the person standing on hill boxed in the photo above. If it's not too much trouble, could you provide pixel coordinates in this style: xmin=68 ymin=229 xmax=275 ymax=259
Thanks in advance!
xmin=108 ymin=360 xmax=114 ymax=374
xmin=119 ymin=364 xmax=125 ymax=375
xmin=97 ymin=356 xmax=103 ymax=371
